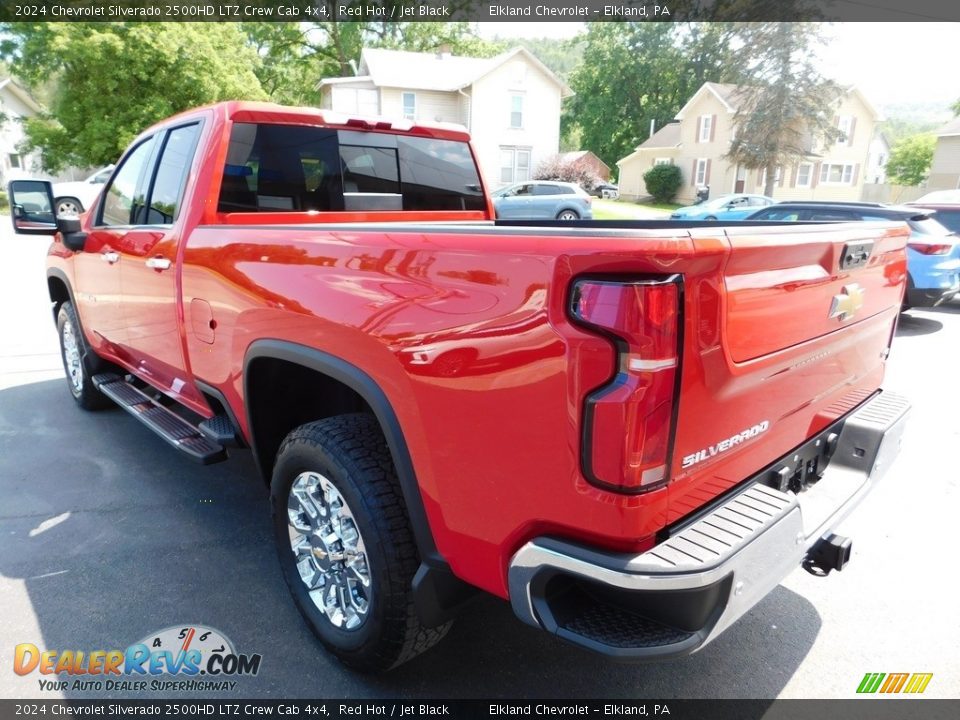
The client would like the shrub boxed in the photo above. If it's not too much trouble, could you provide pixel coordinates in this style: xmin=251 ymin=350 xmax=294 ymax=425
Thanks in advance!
xmin=642 ymin=164 xmax=683 ymax=203
xmin=534 ymin=155 xmax=601 ymax=192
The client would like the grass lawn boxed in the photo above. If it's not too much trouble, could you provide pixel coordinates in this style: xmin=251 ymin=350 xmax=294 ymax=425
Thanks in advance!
xmin=592 ymin=199 xmax=678 ymax=220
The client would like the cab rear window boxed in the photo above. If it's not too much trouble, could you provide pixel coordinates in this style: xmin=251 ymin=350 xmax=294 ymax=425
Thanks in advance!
xmin=217 ymin=123 xmax=485 ymax=213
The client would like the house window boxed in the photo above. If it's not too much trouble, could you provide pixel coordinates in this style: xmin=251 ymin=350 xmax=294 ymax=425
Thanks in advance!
xmin=401 ymin=92 xmax=416 ymax=121
xmin=331 ymin=87 xmax=380 ymax=116
xmin=500 ymin=147 xmax=531 ymax=183
xmin=759 ymin=166 xmax=782 ymax=187
xmin=837 ymin=116 xmax=853 ymax=146
xmin=8 ymin=153 xmax=21 ymax=169
xmin=510 ymin=95 xmax=524 ymax=129
xmin=699 ymin=115 xmax=712 ymax=143
xmin=796 ymin=162 xmax=813 ymax=188
xmin=654 ymin=157 xmax=671 ymax=166
xmin=819 ymin=163 xmax=855 ymax=185
xmin=695 ymin=158 xmax=708 ymax=186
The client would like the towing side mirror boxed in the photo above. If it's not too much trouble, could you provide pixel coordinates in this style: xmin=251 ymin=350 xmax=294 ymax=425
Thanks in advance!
xmin=8 ymin=180 xmax=57 ymax=235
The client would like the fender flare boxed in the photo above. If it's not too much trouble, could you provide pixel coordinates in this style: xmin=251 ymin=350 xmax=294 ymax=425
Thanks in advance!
xmin=243 ymin=340 xmax=475 ymax=625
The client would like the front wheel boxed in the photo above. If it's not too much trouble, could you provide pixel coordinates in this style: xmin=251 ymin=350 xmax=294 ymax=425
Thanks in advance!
xmin=556 ymin=209 xmax=579 ymax=221
xmin=55 ymin=197 xmax=83 ymax=217
xmin=57 ymin=302 xmax=112 ymax=410
xmin=705 ymin=215 xmax=718 ymax=221
xmin=271 ymin=414 xmax=451 ymax=672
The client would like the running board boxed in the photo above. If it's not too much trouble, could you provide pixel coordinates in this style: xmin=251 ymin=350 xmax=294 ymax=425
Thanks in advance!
xmin=93 ymin=373 xmax=227 ymax=464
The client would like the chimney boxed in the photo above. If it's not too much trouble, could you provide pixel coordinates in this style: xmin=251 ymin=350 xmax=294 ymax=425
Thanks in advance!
xmin=436 ymin=44 xmax=452 ymax=60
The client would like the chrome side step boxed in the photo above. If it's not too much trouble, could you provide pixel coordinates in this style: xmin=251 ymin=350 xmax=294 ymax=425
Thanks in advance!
xmin=93 ymin=373 xmax=227 ymax=464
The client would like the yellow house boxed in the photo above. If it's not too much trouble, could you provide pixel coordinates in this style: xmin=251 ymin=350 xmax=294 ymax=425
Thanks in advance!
xmin=617 ymin=82 xmax=879 ymax=204
xmin=927 ymin=117 xmax=960 ymax=192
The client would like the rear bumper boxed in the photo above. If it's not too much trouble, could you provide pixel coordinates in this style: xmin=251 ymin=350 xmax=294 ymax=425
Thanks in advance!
xmin=508 ymin=391 xmax=910 ymax=659
xmin=906 ymin=282 xmax=958 ymax=307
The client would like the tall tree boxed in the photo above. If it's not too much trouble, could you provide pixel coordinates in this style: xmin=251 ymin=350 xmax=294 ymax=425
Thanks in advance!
xmin=952 ymin=97 xmax=960 ymax=117
xmin=563 ymin=22 xmax=735 ymax=168
xmin=2 ymin=23 xmax=266 ymax=173
xmin=725 ymin=22 xmax=842 ymax=197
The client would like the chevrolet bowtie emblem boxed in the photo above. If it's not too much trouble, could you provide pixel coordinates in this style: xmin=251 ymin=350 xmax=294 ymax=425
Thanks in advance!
xmin=829 ymin=283 xmax=865 ymax=321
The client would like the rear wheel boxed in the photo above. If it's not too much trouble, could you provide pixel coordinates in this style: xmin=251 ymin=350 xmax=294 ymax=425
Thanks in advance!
xmin=557 ymin=209 xmax=579 ymax=221
xmin=54 ymin=197 xmax=83 ymax=217
xmin=705 ymin=215 xmax=718 ymax=221
xmin=57 ymin=301 xmax=111 ymax=410
xmin=271 ymin=414 xmax=451 ymax=671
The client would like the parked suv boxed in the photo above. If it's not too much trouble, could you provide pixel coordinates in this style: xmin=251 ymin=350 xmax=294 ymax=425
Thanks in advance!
xmin=492 ymin=180 xmax=593 ymax=220
xmin=907 ymin=190 xmax=960 ymax=234
xmin=747 ymin=202 xmax=960 ymax=308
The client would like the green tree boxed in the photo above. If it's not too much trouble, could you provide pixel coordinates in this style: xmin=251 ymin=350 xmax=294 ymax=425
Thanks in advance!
xmin=2 ymin=23 xmax=266 ymax=173
xmin=885 ymin=134 xmax=936 ymax=187
xmin=643 ymin=164 xmax=683 ymax=202
xmin=725 ymin=22 xmax=842 ymax=197
xmin=952 ymin=97 xmax=960 ymax=117
xmin=563 ymin=22 xmax=735 ymax=168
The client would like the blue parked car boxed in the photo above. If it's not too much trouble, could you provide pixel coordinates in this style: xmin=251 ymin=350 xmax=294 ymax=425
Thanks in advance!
xmin=670 ymin=193 xmax=775 ymax=220
xmin=746 ymin=202 xmax=960 ymax=309
xmin=492 ymin=181 xmax=593 ymax=220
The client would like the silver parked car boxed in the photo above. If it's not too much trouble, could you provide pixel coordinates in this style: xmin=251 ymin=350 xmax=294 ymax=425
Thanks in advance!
xmin=492 ymin=181 xmax=593 ymax=220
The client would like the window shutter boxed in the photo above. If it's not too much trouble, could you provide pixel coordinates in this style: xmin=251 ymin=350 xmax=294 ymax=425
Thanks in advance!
xmin=691 ymin=159 xmax=698 ymax=186
xmin=705 ymin=159 xmax=712 ymax=185
xmin=696 ymin=117 xmax=702 ymax=144
xmin=790 ymin=164 xmax=798 ymax=188
xmin=848 ymin=117 xmax=857 ymax=145
xmin=710 ymin=114 xmax=717 ymax=142
xmin=811 ymin=162 xmax=820 ymax=188
xmin=852 ymin=163 xmax=860 ymax=185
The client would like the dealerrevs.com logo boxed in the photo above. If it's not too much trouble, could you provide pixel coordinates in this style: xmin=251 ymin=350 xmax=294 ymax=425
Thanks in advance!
xmin=14 ymin=625 xmax=262 ymax=693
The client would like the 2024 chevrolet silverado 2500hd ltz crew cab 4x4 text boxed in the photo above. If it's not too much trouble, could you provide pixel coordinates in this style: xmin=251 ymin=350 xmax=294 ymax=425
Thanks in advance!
xmin=9 ymin=102 xmax=910 ymax=672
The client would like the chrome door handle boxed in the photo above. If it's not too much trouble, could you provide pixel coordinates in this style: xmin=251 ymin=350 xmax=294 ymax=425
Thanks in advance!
xmin=101 ymin=251 xmax=119 ymax=264
xmin=145 ymin=256 xmax=172 ymax=271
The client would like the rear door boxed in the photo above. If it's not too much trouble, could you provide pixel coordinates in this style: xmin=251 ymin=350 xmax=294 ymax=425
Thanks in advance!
xmin=117 ymin=122 xmax=203 ymax=406
xmin=668 ymin=221 xmax=907 ymax=522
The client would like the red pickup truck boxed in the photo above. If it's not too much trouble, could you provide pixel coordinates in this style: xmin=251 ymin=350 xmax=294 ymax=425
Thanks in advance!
xmin=10 ymin=102 xmax=910 ymax=672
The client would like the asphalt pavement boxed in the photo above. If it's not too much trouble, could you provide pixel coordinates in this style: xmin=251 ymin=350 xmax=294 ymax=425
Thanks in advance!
xmin=0 ymin=222 xmax=957 ymax=700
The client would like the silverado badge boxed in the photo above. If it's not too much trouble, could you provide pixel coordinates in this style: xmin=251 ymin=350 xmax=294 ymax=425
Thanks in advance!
xmin=828 ymin=283 xmax=865 ymax=322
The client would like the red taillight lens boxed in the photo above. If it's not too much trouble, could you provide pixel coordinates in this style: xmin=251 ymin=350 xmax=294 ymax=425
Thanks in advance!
xmin=907 ymin=242 xmax=952 ymax=255
xmin=571 ymin=278 xmax=680 ymax=493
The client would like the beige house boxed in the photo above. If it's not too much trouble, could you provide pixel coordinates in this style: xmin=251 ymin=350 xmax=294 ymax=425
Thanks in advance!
xmin=927 ymin=117 xmax=960 ymax=191
xmin=317 ymin=47 xmax=572 ymax=189
xmin=617 ymin=82 xmax=879 ymax=204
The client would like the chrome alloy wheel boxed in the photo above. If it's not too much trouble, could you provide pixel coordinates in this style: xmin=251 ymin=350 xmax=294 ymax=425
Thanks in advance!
xmin=287 ymin=471 xmax=372 ymax=630
xmin=61 ymin=317 xmax=83 ymax=394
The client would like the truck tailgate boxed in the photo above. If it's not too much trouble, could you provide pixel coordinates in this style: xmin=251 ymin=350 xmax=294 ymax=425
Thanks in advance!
xmin=723 ymin=222 xmax=907 ymax=362
xmin=667 ymin=221 xmax=908 ymax=523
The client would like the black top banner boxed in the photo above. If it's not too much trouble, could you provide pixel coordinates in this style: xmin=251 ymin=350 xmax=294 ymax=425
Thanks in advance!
xmin=1 ymin=0 xmax=959 ymax=23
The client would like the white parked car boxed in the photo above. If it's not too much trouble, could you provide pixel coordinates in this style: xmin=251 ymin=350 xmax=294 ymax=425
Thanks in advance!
xmin=52 ymin=165 xmax=114 ymax=216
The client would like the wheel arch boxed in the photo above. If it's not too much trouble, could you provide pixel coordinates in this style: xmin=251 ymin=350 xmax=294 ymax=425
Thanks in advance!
xmin=47 ymin=268 xmax=74 ymax=326
xmin=244 ymin=341 xmax=434 ymax=555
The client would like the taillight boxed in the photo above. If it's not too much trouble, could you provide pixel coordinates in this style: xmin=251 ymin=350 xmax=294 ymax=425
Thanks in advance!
xmin=570 ymin=276 xmax=681 ymax=493
xmin=907 ymin=243 xmax=952 ymax=255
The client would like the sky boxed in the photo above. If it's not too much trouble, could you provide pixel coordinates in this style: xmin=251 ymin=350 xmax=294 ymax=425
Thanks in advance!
xmin=476 ymin=22 xmax=960 ymax=109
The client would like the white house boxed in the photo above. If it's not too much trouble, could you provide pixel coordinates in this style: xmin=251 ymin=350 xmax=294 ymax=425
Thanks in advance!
xmin=317 ymin=47 xmax=572 ymax=188
xmin=865 ymin=132 xmax=890 ymax=184
xmin=0 ymin=78 xmax=42 ymax=185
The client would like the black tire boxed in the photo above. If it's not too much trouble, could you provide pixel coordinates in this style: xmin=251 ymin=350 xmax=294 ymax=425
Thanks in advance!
xmin=56 ymin=301 xmax=112 ymax=410
xmin=556 ymin=209 xmax=579 ymax=220
xmin=271 ymin=414 xmax=451 ymax=672
xmin=54 ymin=197 xmax=84 ymax=216
xmin=705 ymin=215 xmax=718 ymax=221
